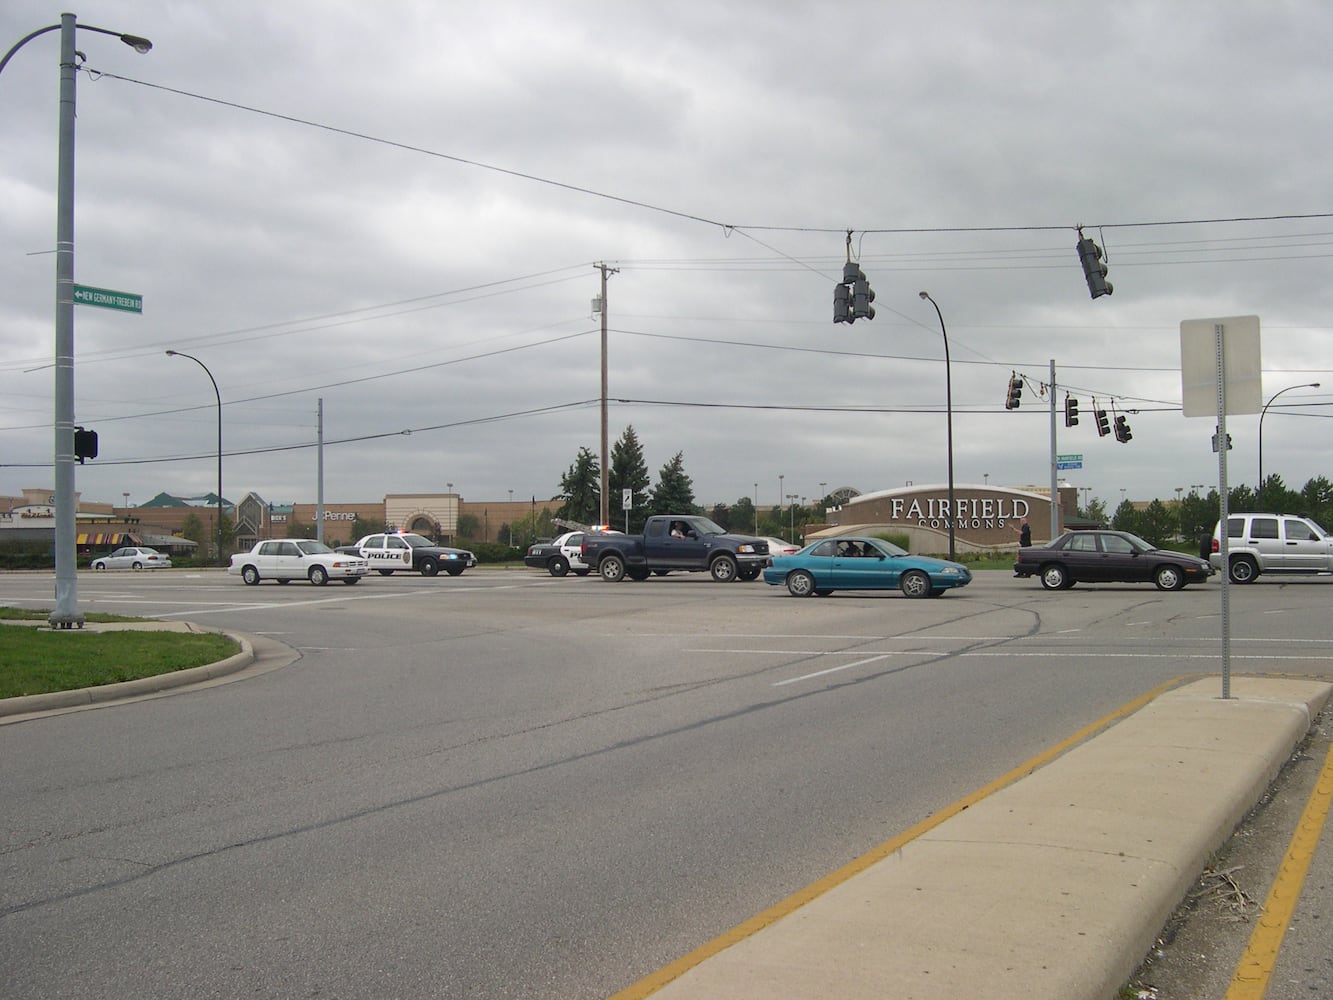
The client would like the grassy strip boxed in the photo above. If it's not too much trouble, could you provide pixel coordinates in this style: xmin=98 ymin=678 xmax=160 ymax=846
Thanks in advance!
xmin=0 ymin=623 xmax=239 ymax=699
xmin=0 ymin=606 xmax=145 ymax=623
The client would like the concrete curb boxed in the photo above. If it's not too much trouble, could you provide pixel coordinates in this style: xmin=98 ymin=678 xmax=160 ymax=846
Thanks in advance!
xmin=0 ymin=628 xmax=254 ymax=719
xmin=637 ymin=677 xmax=1333 ymax=1000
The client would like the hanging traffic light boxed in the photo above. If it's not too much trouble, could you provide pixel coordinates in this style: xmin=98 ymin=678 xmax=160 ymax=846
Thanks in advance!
xmin=1005 ymin=375 xmax=1022 ymax=409
xmin=1076 ymin=235 xmax=1113 ymax=299
xmin=833 ymin=283 xmax=851 ymax=324
xmin=834 ymin=261 xmax=875 ymax=325
xmin=73 ymin=426 xmax=98 ymax=464
xmin=1113 ymin=415 xmax=1132 ymax=443
xmin=1095 ymin=407 xmax=1111 ymax=437
xmin=1064 ymin=395 xmax=1079 ymax=427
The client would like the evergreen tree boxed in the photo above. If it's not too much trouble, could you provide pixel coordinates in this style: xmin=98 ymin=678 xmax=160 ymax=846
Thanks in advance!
xmin=557 ymin=446 xmax=602 ymax=525
xmin=649 ymin=451 xmax=697 ymax=515
xmin=1137 ymin=498 xmax=1175 ymax=547
xmin=732 ymin=496 xmax=758 ymax=535
xmin=709 ymin=502 xmax=732 ymax=531
xmin=608 ymin=425 xmax=652 ymax=533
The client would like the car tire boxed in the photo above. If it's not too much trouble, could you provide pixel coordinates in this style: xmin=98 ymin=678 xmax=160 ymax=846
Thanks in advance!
xmin=277 ymin=578 xmax=291 ymax=585
xmin=627 ymin=567 xmax=652 ymax=581
xmin=814 ymin=589 xmax=833 ymax=597
xmin=573 ymin=569 xmax=590 ymax=577
xmin=1229 ymin=556 xmax=1259 ymax=584
xmin=1154 ymin=565 xmax=1186 ymax=591
xmin=600 ymin=554 xmax=626 ymax=582
xmin=710 ymin=554 xmax=739 ymax=583
xmin=786 ymin=570 xmax=816 ymax=597
xmin=548 ymin=557 xmax=569 ymax=577
xmin=241 ymin=565 xmax=261 ymax=586
xmin=309 ymin=566 xmax=329 ymax=586
xmin=420 ymin=558 xmax=439 ymax=577
xmin=1040 ymin=564 xmax=1068 ymax=590
xmin=738 ymin=567 xmax=761 ymax=581
xmin=93 ymin=561 xmax=107 ymax=571
xmin=377 ymin=569 xmax=394 ymax=576
xmin=342 ymin=578 xmax=360 ymax=585
xmin=900 ymin=569 xmax=931 ymax=598
xmin=446 ymin=565 xmax=465 ymax=576
xmin=131 ymin=562 xmax=144 ymax=570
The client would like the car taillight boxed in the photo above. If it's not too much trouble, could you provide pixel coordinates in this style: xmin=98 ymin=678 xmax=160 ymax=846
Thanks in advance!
xmin=1211 ymin=538 xmax=1219 ymax=553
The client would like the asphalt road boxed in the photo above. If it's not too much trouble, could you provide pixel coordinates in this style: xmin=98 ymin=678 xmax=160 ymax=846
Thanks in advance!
xmin=2 ymin=567 xmax=1331 ymax=998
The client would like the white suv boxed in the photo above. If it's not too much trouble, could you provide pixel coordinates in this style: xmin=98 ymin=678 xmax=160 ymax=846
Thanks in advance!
xmin=1210 ymin=513 xmax=1333 ymax=583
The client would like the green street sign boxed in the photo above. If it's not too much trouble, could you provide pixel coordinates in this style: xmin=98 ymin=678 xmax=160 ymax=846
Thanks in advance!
xmin=73 ymin=284 xmax=142 ymax=314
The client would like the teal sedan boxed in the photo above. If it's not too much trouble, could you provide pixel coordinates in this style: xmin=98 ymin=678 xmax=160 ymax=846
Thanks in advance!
xmin=761 ymin=536 xmax=972 ymax=598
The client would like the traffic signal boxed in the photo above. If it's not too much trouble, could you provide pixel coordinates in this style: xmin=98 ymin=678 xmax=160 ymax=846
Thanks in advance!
xmin=833 ymin=283 xmax=851 ymax=323
xmin=73 ymin=426 xmax=98 ymax=463
xmin=1005 ymin=376 xmax=1022 ymax=409
xmin=1064 ymin=395 xmax=1079 ymax=427
xmin=834 ymin=262 xmax=875 ymax=324
xmin=1113 ymin=415 xmax=1132 ymax=443
xmin=1095 ymin=408 xmax=1111 ymax=437
xmin=1076 ymin=236 xmax=1113 ymax=299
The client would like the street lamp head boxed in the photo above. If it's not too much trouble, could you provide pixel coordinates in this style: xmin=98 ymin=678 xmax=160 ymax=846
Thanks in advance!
xmin=119 ymin=33 xmax=152 ymax=54
xmin=918 ymin=291 xmax=930 ymax=300
xmin=164 ymin=349 xmax=177 ymax=357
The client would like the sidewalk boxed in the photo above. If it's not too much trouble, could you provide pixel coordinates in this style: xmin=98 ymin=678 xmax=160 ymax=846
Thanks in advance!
xmin=621 ymin=677 xmax=1333 ymax=1000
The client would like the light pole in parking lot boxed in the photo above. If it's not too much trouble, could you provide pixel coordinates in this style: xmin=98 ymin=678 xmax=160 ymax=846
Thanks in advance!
xmin=3 ymin=14 xmax=153 ymax=627
xmin=1258 ymin=382 xmax=1320 ymax=506
xmin=166 ymin=351 xmax=224 ymax=564
xmin=918 ymin=292 xmax=956 ymax=560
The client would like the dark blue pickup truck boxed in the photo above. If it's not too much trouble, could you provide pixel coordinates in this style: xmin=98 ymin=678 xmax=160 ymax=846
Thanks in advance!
xmin=579 ymin=515 xmax=770 ymax=582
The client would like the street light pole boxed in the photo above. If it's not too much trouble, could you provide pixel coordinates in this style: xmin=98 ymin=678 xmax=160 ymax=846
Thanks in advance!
xmin=166 ymin=351 xmax=224 ymax=565
xmin=918 ymin=292 xmax=956 ymax=560
xmin=1258 ymin=382 xmax=1320 ymax=505
xmin=3 ymin=15 xmax=152 ymax=628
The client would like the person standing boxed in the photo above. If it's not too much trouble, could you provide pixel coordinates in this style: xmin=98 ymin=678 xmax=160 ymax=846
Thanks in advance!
xmin=1016 ymin=518 xmax=1032 ymax=548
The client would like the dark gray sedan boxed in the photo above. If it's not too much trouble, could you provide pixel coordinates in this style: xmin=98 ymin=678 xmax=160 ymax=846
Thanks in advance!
xmin=1013 ymin=529 xmax=1214 ymax=591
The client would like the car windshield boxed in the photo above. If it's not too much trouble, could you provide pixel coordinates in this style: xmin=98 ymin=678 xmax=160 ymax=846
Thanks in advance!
xmin=295 ymin=540 xmax=334 ymax=555
xmin=400 ymin=534 xmax=435 ymax=547
xmin=866 ymin=538 xmax=908 ymax=557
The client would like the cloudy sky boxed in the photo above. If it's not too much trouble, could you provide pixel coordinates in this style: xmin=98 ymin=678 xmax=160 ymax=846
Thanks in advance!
xmin=3 ymin=0 xmax=1330 ymax=516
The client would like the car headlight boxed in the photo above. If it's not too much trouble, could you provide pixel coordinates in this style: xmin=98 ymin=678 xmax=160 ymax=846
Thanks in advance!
xmin=939 ymin=567 xmax=961 ymax=576
xmin=737 ymin=544 xmax=755 ymax=553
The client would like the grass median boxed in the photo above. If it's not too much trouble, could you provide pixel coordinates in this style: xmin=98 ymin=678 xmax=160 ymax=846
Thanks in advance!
xmin=0 ymin=607 xmax=240 ymax=700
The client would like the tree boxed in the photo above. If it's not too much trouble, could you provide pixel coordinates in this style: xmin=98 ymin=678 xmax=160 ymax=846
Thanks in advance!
xmin=352 ymin=516 xmax=387 ymax=541
xmin=709 ymin=502 xmax=732 ymax=531
xmin=456 ymin=512 xmax=480 ymax=541
xmin=1083 ymin=497 xmax=1109 ymax=527
xmin=1137 ymin=499 xmax=1175 ymax=547
xmin=1301 ymin=476 xmax=1333 ymax=527
xmin=649 ymin=451 xmax=697 ymax=515
xmin=1111 ymin=499 xmax=1145 ymax=536
xmin=557 ymin=446 xmax=601 ymax=525
xmin=732 ymin=496 xmax=758 ymax=535
xmin=181 ymin=512 xmax=205 ymax=553
xmin=609 ymin=426 xmax=652 ymax=533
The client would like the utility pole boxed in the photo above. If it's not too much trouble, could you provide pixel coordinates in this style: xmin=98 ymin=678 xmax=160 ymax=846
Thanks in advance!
xmin=316 ymin=397 xmax=325 ymax=543
xmin=595 ymin=263 xmax=618 ymax=525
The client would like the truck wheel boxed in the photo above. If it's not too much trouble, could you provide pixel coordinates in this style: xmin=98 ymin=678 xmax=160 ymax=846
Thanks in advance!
xmin=738 ymin=567 xmax=761 ymax=581
xmin=1229 ymin=556 xmax=1259 ymax=583
xmin=627 ymin=567 xmax=652 ymax=581
xmin=710 ymin=554 xmax=739 ymax=583
xmin=600 ymin=554 xmax=626 ymax=582
xmin=420 ymin=558 xmax=439 ymax=577
xmin=241 ymin=565 xmax=261 ymax=586
xmin=308 ymin=566 xmax=329 ymax=586
xmin=548 ymin=556 xmax=569 ymax=577
xmin=573 ymin=568 xmax=590 ymax=577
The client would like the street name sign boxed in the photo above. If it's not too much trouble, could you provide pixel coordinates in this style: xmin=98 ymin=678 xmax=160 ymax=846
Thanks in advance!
xmin=73 ymin=284 xmax=143 ymax=314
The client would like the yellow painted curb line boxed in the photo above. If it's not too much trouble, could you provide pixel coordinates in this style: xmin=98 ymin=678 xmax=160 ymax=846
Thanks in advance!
xmin=1225 ymin=723 xmax=1333 ymax=998
xmin=609 ymin=676 xmax=1188 ymax=999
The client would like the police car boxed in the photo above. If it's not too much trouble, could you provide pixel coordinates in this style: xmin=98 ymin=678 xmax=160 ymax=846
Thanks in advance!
xmin=337 ymin=532 xmax=477 ymax=577
xmin=524 ymin=530 xmax=608 ymax=576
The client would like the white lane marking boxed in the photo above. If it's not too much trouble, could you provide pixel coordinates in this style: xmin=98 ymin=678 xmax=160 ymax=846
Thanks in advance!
xmin=773 ymin=655 xmax=893 ymax=687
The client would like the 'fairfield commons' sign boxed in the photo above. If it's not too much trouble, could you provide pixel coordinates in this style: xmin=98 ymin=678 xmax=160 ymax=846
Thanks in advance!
xmin=829 ymin=484 xmax=1057 ymax=549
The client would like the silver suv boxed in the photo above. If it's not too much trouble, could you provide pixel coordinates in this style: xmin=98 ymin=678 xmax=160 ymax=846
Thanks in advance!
xmin=1210 ymin=513 xmax=1333 ymax=583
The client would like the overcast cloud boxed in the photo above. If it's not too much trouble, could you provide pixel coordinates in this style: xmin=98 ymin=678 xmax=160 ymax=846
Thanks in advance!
xmin=3 ymin=0 xmax=1331 ymax=516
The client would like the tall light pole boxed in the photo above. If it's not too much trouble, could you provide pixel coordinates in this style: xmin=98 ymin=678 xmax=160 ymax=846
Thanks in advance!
xmin=3 ymin=15 xmax=152 ymax=628
xmin=753 ymin=483 xmax=759 ymax=534
xmin=786 ymin=494 xmax=799 ymax=541
xmin=507 ymin=489 xmax=514 ymax=546
xmin=918 ymin=292 xmax=956 ymax=560
xmin=166 ymin=351 xmax=224 ymax=565
xmin=1258 ymin=382 xmax=1320 ymax=505
xmin=778 ymin=474 xmax=784 ymax=529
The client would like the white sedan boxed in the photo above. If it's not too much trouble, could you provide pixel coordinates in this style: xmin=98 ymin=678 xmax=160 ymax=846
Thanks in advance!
xmin=229 ymin=539 xmax=369 ymax=586
xmin=91 ymin=546 xmax=172 ymax=571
